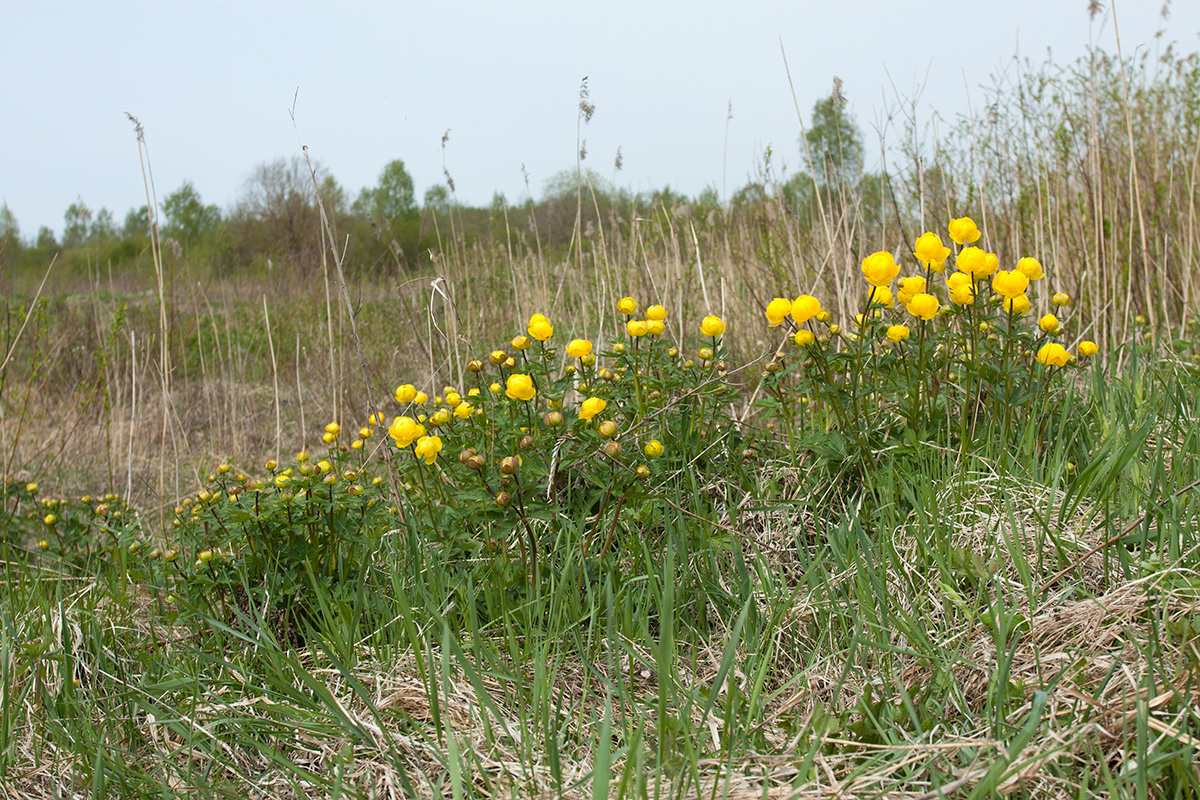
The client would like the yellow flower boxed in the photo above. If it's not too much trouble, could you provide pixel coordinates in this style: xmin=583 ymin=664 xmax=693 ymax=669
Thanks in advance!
xmin=627 ymin=319 xmax=649 ymax=337
xmin=1004 ymin=294 xmax=1031 ymax=315
xmin=325 ymin=422 xmax=341 ymax=437
xmin=643 ymin=439 xmax=664 ymax=458
xmin=645 ymin=304 xmax=667 ymax=321
xmin=505 ymin=373 xmax=537 ymax=401
xmin=489 ymin=382 xmax=501 ymax=393
xmin=956 ymin=246 xmax=989 ymax=278
xmin=1037 ymin=342 xmax=1070 ymax=367
xmin=580 ymin=396 xmax=607 ymax=420
xmin=43 ymin=513 xmax=57 ymax=526
xmin=388 ymin=416 xmax=426 ymax=448
xmin=1039 ymin=313 xmax=1060 ymax=334
xmin=318 ymin=460 xmax=333 ymax=474
xmin=646 ymin=319 xmax=665 ymax=335
xmin=1016 ymin=257 xmax=1045 ymax=281
xmin=1078 ymin=340 xmax=1098 ymax=357
xmin=454 ymin=402 xmax=475 ymax=419
xmin=700 ymin=315 xmax=726 ymax=336
xmin=414 ymin=435 xmax=443 ymax=465
xmin=566 ymin=338 xmax=592 ymax=358
xmin=765 ymin=297 xmax=792 ymax=327
xmin=489 ymin=350 xmax=507 ymax=364
xmin=511 ymin=334 xmax=532 ymax=351
xmin=444 ymin=391 xmax=462 ymax=407
xmin=991 ymin=270 xmax=1029 ymax=299
xmin=618 ymin=296 xmax=638 ymax=315
xmin=897 ymin=275 xmax=927 ymax=305
xmin=413 ymin=391 xmax=428 ymax=405
xmin=886 ymin=324 xmax=910 ymax=342
xmin=947 ymin=272 xmax=975 ymax=305
xmin=870 ymin=286 xmax=894 ymax=308
xmin=948 ymin=217 xmax=981 ymax=245
xmin=394 ymin=384 xmax=417 ymax=403
xmin=791 ymin=295 xmax=822 ymax=324
xmin=1051 ymin=292 xmax=1070 ymax=307
xmin=861 ymin=251 xmax=899 ymax=287
xmin=913 ymin=232 xmax=951 ymax=271
xmin=527 ymin=313 xmax=554 ymax=341
xmin=982 ymin=252 xmax=999 ymax=278
xmin=906 ymin=292 xmax=940 ymax=320
xmin=794 ymin=330 xmax=814 ymax=346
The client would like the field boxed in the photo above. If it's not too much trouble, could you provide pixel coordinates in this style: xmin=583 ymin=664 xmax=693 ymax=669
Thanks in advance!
xmin=2 ymin=48 xmax=1200 ymax=799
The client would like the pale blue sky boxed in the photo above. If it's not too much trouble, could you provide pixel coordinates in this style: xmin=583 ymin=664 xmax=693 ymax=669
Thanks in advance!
xmin=2 ymin=0 xmax=1196 ymax=238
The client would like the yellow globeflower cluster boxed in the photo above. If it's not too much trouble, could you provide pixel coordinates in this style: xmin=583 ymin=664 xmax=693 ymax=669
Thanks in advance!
xmin=861 ymin=251 xmax=900 ymax=288
xmin=506 ymin=374 xmax=537 ymax=401
xmin=948 ymin=217 xmax=981 ymax=245
xmin=528 ymin=313 xmax=554 ymax=341
xmin=947 ymin=273 xmax=975 ymax=305
xmin=700 ymin=315 xmax=726 ymax=337
xmin=765 ymin=298 xmax=792 ymax=327
xmin=913 ymin=233 xmax=951 ymax=271
xmin=791 ymin=295 xmax=822 ymax=324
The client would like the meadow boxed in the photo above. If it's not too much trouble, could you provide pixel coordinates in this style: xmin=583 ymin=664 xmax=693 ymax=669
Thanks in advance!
xmin=1 ymin=47 xmax=1200 ymax=799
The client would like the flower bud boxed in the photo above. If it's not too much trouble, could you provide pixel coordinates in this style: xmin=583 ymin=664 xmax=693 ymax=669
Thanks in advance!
xmin=489 ymin=350 xmax=507 ymax=364
xmin=698 ymin=347 xmax=714 ymax=361
xmin=613 ymin=342 xmax=626 ymax=354
xmin=519 ymin=434 xmax=535 ymax=450
xmin=543 ymin=410 xmax=564 ymax=428
xmin=459 ymin=447 xmax=477 ymax=464
xmin=603 ymin=441 xmax=622 ymax=458
xmin=500 ymin=456 xmax=520 ymax=475
xmin=495 ymin=491 xmax=513 ymax=507
xmin=636 ymin=465 xmax=651 ymax=480
xmin=466 ymin=455 xmax=486 ymax=471
xmin=667 ymin=347 xmax=679 ymax=359
xmin=266 ymin=459 xmax=277 ymax=471
xmin=598 ymin=420 xmax=619 ymax=440
xmin=467 ymin=359 xmax=484 ymax=373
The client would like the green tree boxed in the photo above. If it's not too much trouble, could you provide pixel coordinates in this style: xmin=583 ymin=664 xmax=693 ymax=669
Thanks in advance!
xmin=163 ymin=181 xmax=221 ymax=250
xmin=122 ymin=206 xmax=150 ymax=238
xmin=804 ymin=94 xmax=864 ymax=190
xmin=355 ymin=160 xmax=416 ymax=221
xmin=422 ymin=184 xmax=449 ymax=212
xmin=90 ymin=208 xmax=117 ymax=242
xmin=36 ymin=226 xmax=57 ymax=249
xmin=62 ymin=198 xmax=92 ymax=248
xmin=0 ymin=203 xmax=19 ymax=243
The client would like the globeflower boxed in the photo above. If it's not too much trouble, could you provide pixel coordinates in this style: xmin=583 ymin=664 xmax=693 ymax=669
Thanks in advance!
xmin=861 ymin=251 xmax=899 ymax=288
xmin=505 ymin=374 xmax=537 ymax=401
xmin=1052 ymin=292 xmax=1070 ymax=307
xmin=992 ymin=270 xmax=1029 ymax=299
xmin=626 ymin=319 xmax=649 ymax=337
xmin=897 ymin=276 xmax=927 ymax=305
xmin=511 ymin=335 xmax=532 ymax=351
xmin=765 ymin=297 xmax=792 ymax=327
xmin=956 ymin=247 xmax=989 ymax=278
xmin=414 ymin=435 xmax=443 ymax=465
xmin=948 ymin=217 xmax=981 ymax=245
xmin=791 ymin=295 xmax=822 ymax=324
xmin=394 ymin=384 xmax=417 ymax=404
xmin=646 ymin=319 xmax=665 ymax=335
xmin=913 ymin=232 xmax=951 ymax=271
xmin=454 ymin=402 xmax=475 ymax=419
xmin=618 ymin=296 xmax=638 ymax=315
xmin=906 ymin=292 xmax=940 ymax=320
xmin=1039 ymin=313 xmax=1060 ymax=334
xmin=645 ymin=304 xmax=667 ymax=321
xmin=1016 ymin=257 xmax=1045 ymax=281
xmin=947 ymin=272 xmax=975 ymax=305
xmin=388 ymin=416 xmax=426 ymax=448
xmin=1004 ymin=294 xmax=1031 ymax=315
xmin=1037 ymin=342 xmax=1070 ymax=367
xmin=794 ymin=330 xmax=814 ymax=346
xmin=643 ymin=439 xmax=664 ymax=457
xmin=869 ymin=286 xmax=894 ymax=308
xmin=566 ymin=338 xmax=592 ymax=358
xmin=528 ymin=313 xmax=554 ymax=341
xmin=1079 ymin=340 xmax=1099 ymax=357
xmin=886 ymin=324 xmax=910 ymax=342
xmin=580 ymin=396 xmax=606 ymax=420
xmin=700 ymin=315 xmax=726 ymax=336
